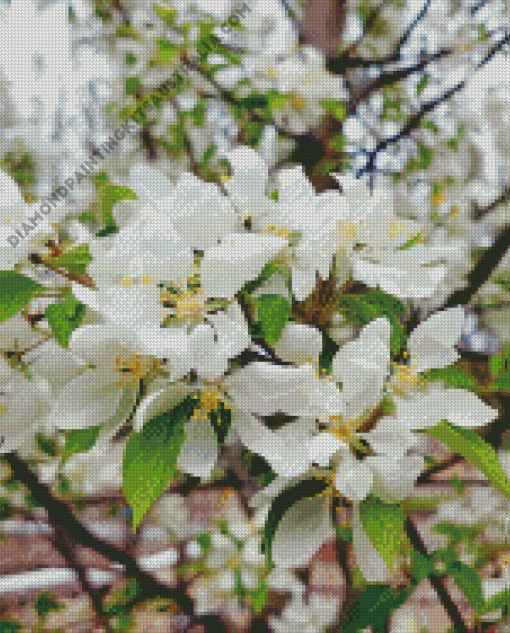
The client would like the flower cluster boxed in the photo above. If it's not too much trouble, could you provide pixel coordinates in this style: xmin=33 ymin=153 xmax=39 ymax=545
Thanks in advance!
xmin=0 ymin=0 xmax=509 ymax=631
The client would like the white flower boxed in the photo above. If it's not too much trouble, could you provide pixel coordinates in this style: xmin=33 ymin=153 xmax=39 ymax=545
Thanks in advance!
xmin=406 ymin=307 xmax=465 ymax=374
xmin=393 ymin=382 xmax=498 ymax=429
xmin=0 ymin=368 xmax=52 ymax=454
xmin=268 ymin=592 xmax=339 ymax=632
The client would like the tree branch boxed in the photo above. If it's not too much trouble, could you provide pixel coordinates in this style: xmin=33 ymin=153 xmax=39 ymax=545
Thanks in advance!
xmin=442 ymin=221 xmax=510 ymax=309
xmin=473 ymin=185 xmax=510 ymax=221
xmin=405 ymin=516 xmax=470 ymax=633
xmin=355 ymin=30 xmax=510 ymax=178
xmin=3 ymin=453 xmax=194 ymax=615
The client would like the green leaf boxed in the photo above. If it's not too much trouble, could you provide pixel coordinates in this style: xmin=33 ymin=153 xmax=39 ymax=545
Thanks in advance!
xmin=256 ymin=294 xmax=291 ymax=346
xmin=248 ymin=577 xmax=268 ymax=615
xmin=495 ymin=276 xmax=510 ymax=293
xmin=263 ymin=478 xmax=328 ymax=562
xmin=0 ymin=621 xmax=21 ymax=633
xmin=238 ymin=94 xmax=268 ymax=111
xmin=35 ymin=592 xmax=61 ymax=618
xmin=153 ymin=6 xmax=177 ymax=25
xmin=426 ymin=366 xmax=477 ymax=391
xmin=199 ymin=144 xmax=216 ymax=168
xmin=209 ymin=401 xmax=231 ymax=446
xmin=397 ymin=232 xmax=423 ymax=250
xmin=338 ymin=291 xmax=406 ymax=353
xmin=48 ymin=244 xmax=92 ymax=276
xmin=416 ymin=74 xmax=429 ymax=96
xmin=494 ymin=368 xmax=510 ymax=393
xmin=410 ymin=550 xmax=436 ymax=584
xmin=481 ymin=589 xmax=510 ymax=614
xmin=125 ymin=52 xmax=137 ymax=66
xmin=490 ymin=343 xmax=510 ymax=378
xmin=406 ymin=142 xmax=434 ymax=171
xmin=321 ymin=98 xmax=347 ymax=122
xmin=336 ymin=524 xmax=353 ymax=542
xmin=434 ymin=522 xmax=483 ymax=543
xmin=359 ymin=495 xmax=408 ymax=571
xmin=341 ymin=584 xmax=410 ymax=633
xmin=196 ymin=533 xmax=212 ymax=554
xmin=125 ymin=77 xmax=140 ymax=96
xmin=337 ymin=294 xmax=379 ymax=327
xmin=241 ymin=263 xmax=278 ymax=295
xmin=94 ymin=173 xmax=136 ymax=237
xmin=0 ymin=271 xmax=43 ymax=323
xmin=61 ymin=426 xmax=101 ymax=465
xmin=156 ymin=38 xmax=181 ymax=62
xmin=45 ymin=295 xmax=86 ymax=348
xmin=267 ymin=90 xmax=289 ymax=110
xmin=123 ymin=395 xmax=198 ymax=531
xmin=419 ymin=120 xmax=440 ymax=133
xmin=445 ymin=560 xmax=485 ymax=613
xmin=318 ymin=332 xmax=340 ymax=374
xmin=361 ymin=289 xmax=407 ymax=317
xmin=426 ymin=421 xmax=510 ymax=498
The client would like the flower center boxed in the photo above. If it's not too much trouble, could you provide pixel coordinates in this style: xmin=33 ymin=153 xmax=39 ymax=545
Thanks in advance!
xmin=115 ymin=354 xmax=150 ymax=387
xmin=339 ymin=219 xmax=358 ymax=238
xmin=328 ymin=415 xmax=355 ymax=442
xmin=388 ymin=362 xmax=425 ymax=397
xmin=290 ymin=93 xmax=306 ymax=111
xmin=121 ymin=274 xmax=154 ymax=288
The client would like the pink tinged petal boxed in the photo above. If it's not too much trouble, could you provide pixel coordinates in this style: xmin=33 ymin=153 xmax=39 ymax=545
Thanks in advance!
xmin=177 ymin=415 xmax=219 ymax=479
xmin=272 ymin=495 xmax=334 ymax=568
xmin=308 ymin=433 xmax=345 ymax=467
xmin=352 ymin=502 xmax=391 ymax=582
xmin=201 ymin=234 xmax=286 ymax=300
xmin=408 ymin=307 xmax=464 ymax=372
xmin=335 ymin=455 xmax=373 ymax=501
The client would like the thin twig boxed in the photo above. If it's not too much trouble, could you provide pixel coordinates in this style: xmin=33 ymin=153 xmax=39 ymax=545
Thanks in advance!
xmin=442 ymin=221 xmax=510 ymax=309
xmin=3 ymin=453 xmax=194 ymax=615
xmin=405 ymin=516 xmax=470 ymax=633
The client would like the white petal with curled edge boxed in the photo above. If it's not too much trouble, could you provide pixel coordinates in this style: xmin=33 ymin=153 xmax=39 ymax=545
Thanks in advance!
xmin=44 ymin=370 xmax=123 ymax=430
xmin=189 ymin=325 xmax=229 ymax=381
xmin=308 ymin=433 xmax=345 ymax=467
xmin=274 ymin=323 xmax=323 ymax=365
xmin=408 ymin=307 xmax=464 ymax=373
xmin=176 ymin=414 xmax=219 ymax=479
xmin=201 ymin=234 xmax=286 ymax=300
xmin=396 ymin=386 xmax=499 ymax=429
xmin=137 ymin=326 xmax=191 ymax=382
xmin=438 ymin=388 xmax=499 ymax=428
xmin=272 ymin=495 xmax=334 ymax=568
xmin=335 ymin=455 xmax=373 ymax=502
xmin=226 ymin=147 xmax=269 ymax=201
